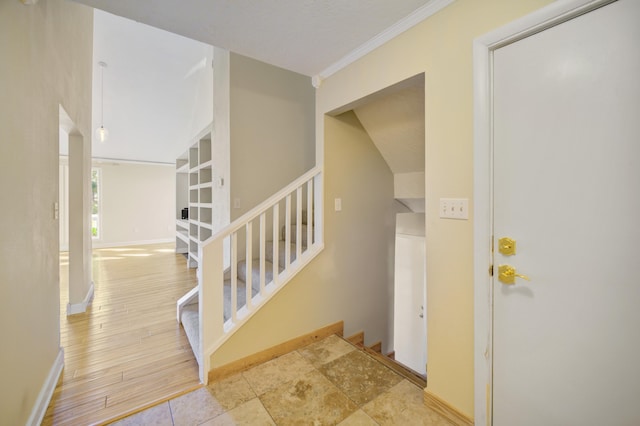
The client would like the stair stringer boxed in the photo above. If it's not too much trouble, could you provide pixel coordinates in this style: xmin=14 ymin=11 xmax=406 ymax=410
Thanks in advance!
xmin=200 ymin=242 xmax=324 ymax=383
xmin=176 ymin=285 xmax=198 ymax=322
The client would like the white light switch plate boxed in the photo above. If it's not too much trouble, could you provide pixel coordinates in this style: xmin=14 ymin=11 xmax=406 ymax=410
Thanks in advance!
xmin=439 ymin=198 xmax=469 ymax=220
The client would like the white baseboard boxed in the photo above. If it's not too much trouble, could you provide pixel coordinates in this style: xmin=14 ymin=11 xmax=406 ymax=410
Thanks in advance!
xmin=66 ymin=281 xmax=94 ymax=315
xmin=27 ymin=348 xmax=64 ymax=426
xmin=92 ymin=238 xmax=173 ymax=249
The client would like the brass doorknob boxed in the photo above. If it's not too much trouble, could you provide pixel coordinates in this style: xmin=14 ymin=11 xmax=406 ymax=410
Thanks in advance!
xmin=498 ymin=265 xmax=531 ymax=285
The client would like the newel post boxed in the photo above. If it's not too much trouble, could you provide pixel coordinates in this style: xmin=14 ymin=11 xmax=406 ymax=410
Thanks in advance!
xmin=199 ymin=240 xmax=224 ymax=384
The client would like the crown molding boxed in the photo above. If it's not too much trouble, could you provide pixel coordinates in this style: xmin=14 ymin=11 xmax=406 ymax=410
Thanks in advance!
xmin=313 ymin=0 xmax=455 ymax=83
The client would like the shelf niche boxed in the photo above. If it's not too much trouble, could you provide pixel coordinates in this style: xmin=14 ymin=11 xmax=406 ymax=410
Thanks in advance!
xmin=175 ymin=123 xmax=214 ymax=269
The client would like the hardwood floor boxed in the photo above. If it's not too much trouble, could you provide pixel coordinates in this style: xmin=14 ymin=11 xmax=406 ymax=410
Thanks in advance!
xmin=43 ymin=243 xmax=201 ymax=425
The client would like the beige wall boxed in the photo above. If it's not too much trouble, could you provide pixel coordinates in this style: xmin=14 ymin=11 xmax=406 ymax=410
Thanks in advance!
xmin=210 ymin=0 xmax=553 ymax=418
xmin=315 ymin=0 xmax=553 ymax=416
xmin=94 ymin=161 xmax=175 ymax=247
xmin=212 ymin=110 xmax=403 ymax=366
xmin=229 ymin=53 xmax=315 ymax=219
xmin=0 ymin=0 xmax=93 ymax=423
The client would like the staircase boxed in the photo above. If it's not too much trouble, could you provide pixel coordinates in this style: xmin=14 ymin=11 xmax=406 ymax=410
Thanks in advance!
xmin=346 ymin=331 xmax=427 ymax=389
xmin=180 ymin=217 xmax=311 ymax=364
xmin=177 ymin=167 xmax=323 ymax=382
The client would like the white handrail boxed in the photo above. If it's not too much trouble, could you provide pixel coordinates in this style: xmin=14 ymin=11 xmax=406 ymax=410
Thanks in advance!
xmin=202 ymin=166 xmax=322 ymax=245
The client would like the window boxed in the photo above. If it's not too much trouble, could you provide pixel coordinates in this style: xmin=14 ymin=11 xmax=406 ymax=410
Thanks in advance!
xmin=91 ymin=168 xmax=101 ymax=239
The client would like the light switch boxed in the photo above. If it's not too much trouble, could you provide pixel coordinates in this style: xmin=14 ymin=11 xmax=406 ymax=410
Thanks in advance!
xmin=53 ymin=202 xmax=59 ymax=220
xmin=233 ymin=198 xmax=241 ymax=209
xmin=439 ymin=198 xmax=469 ymax=220
xmin=334 ymin=198 xmax=342 ymax=212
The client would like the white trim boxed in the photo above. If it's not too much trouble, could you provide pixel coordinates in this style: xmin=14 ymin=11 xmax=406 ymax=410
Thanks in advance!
xmin=93 ymin=157 xmax=174 ymax=167
xmin=473 ymin=1 xmax=614 ymax=424
xmin=315 ymin=0 xmax=455 ymax=80
xmin=27 ymin=348 xmax=64 ymax=426
xmin=60 ymin=155 xmax=174 ymax=167
xmin=177 ymin=286 xmax=199 ymax=322
xmin=204 ymin=167 xmax=322 ymax=242
xmin=91 ymin=238 xmax=174 ymax=249
xmin=67 ymin=281 xmax=94 ymax=315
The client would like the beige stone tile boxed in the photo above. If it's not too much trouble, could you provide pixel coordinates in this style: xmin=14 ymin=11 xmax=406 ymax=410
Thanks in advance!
xmin=208 ymin=373 xmax=256 ymax=411
xmin=363 ymin=380 xmax=451 ymax=426
xmin=337 ymin=409 xmax=379 ymax=425
xmin=298 ymin=335 xmax=356 ymax=368
xmin=109 ymin=402 xmax=173 ymax=426
xmin=169 ymin=387 xmax=225 ymax=426
xmin=200 ymin=398 xmax=275 ymax=426
xmin=319 ymin=350 xmax=403 ymax=406
xmin=242 ymin=351 xmax=314 ymax=396
xmin=260 ymin=369 xmax=358 ymax=425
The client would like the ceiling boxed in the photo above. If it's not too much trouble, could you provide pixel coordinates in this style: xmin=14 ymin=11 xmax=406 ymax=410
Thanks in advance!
xmin=73 ymin=0 xmax=450 ymax=77
xmin=90 ymin=10 xmax=213 ymax=163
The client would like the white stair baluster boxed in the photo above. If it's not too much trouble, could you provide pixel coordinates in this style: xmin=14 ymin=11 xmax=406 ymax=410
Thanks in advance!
xmin=231 ymin=232 xmax=238 ymax=323
xmin=285 ymin=195 xmax=291 ymax=270
xmin=296 ymin=186 xmax=302 ymax=261
xmin=245 ymin=222 xmax=253 ymax=310
xmin=272 ymin=203 xmax=279 ymax=285
xmin=259 ymin=213 xmax=266 ymax=294
xmin=307 ymin=179 xmax=313 ymax=247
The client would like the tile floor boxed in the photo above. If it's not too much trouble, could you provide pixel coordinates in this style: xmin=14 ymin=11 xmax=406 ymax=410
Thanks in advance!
xmin=110 ymin=335 xmax=451 ymax=425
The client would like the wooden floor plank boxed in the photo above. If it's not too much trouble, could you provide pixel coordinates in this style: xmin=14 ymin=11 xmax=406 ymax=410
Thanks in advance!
xmin=43 ymin=243 xmax=200 ymax=425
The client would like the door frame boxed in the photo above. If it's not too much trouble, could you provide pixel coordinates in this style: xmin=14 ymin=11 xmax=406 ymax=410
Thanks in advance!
xmin=472 ymin=0 xmax=614 ymax=424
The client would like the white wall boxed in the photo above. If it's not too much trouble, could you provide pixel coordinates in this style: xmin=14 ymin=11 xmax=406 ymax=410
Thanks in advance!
xmin=0 ymin=0 xmax=93 ymax=423
xmin=93 ymin=161 xmax=175 ymax=247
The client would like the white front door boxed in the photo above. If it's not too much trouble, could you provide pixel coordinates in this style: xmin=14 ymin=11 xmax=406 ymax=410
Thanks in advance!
xmin=492 ymin=1 xmax=640 ymax=424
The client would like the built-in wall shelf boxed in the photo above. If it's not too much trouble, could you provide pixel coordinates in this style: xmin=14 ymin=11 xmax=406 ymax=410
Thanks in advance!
xmin=176 ymin=229 xmax=189 ymax=245
xmin=175 ymin=123 xmax=214 ymax=269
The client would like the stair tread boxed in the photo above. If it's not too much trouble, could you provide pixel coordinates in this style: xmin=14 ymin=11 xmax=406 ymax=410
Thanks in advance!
xmin=361 ymin=345 xmax=427 ymax=388
xmin=237 ymin=259 xmax=278 ymax=285
xmin=345 ymin=331 xmax=364 ymax=346
xmin=265 ymin=240 xmax=305 ymax=268
xmin=179 ymin=221 xmax=315 ymax=369
xmin=340 ymin=334 xmax=426 ymax=388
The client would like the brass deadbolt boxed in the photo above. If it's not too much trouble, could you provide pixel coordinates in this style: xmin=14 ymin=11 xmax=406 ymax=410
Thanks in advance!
xmin=499 ymin=237 xmax=516 ymax=256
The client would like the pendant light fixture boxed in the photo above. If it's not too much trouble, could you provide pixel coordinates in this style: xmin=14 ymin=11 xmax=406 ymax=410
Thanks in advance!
xmin=96 ymin=61 xmax=109 ymax=143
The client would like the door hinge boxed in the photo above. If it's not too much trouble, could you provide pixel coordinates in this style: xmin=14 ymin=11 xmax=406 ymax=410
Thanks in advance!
xmin=489 ymin=264 xmax=494 ymax=277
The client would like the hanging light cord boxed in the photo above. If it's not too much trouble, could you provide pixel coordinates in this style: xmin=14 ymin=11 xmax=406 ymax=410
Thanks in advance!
xmin=100 ymin=62 xmax=105 ymax=128
xmin=96 ymin=61 xmax=108 ymax=143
